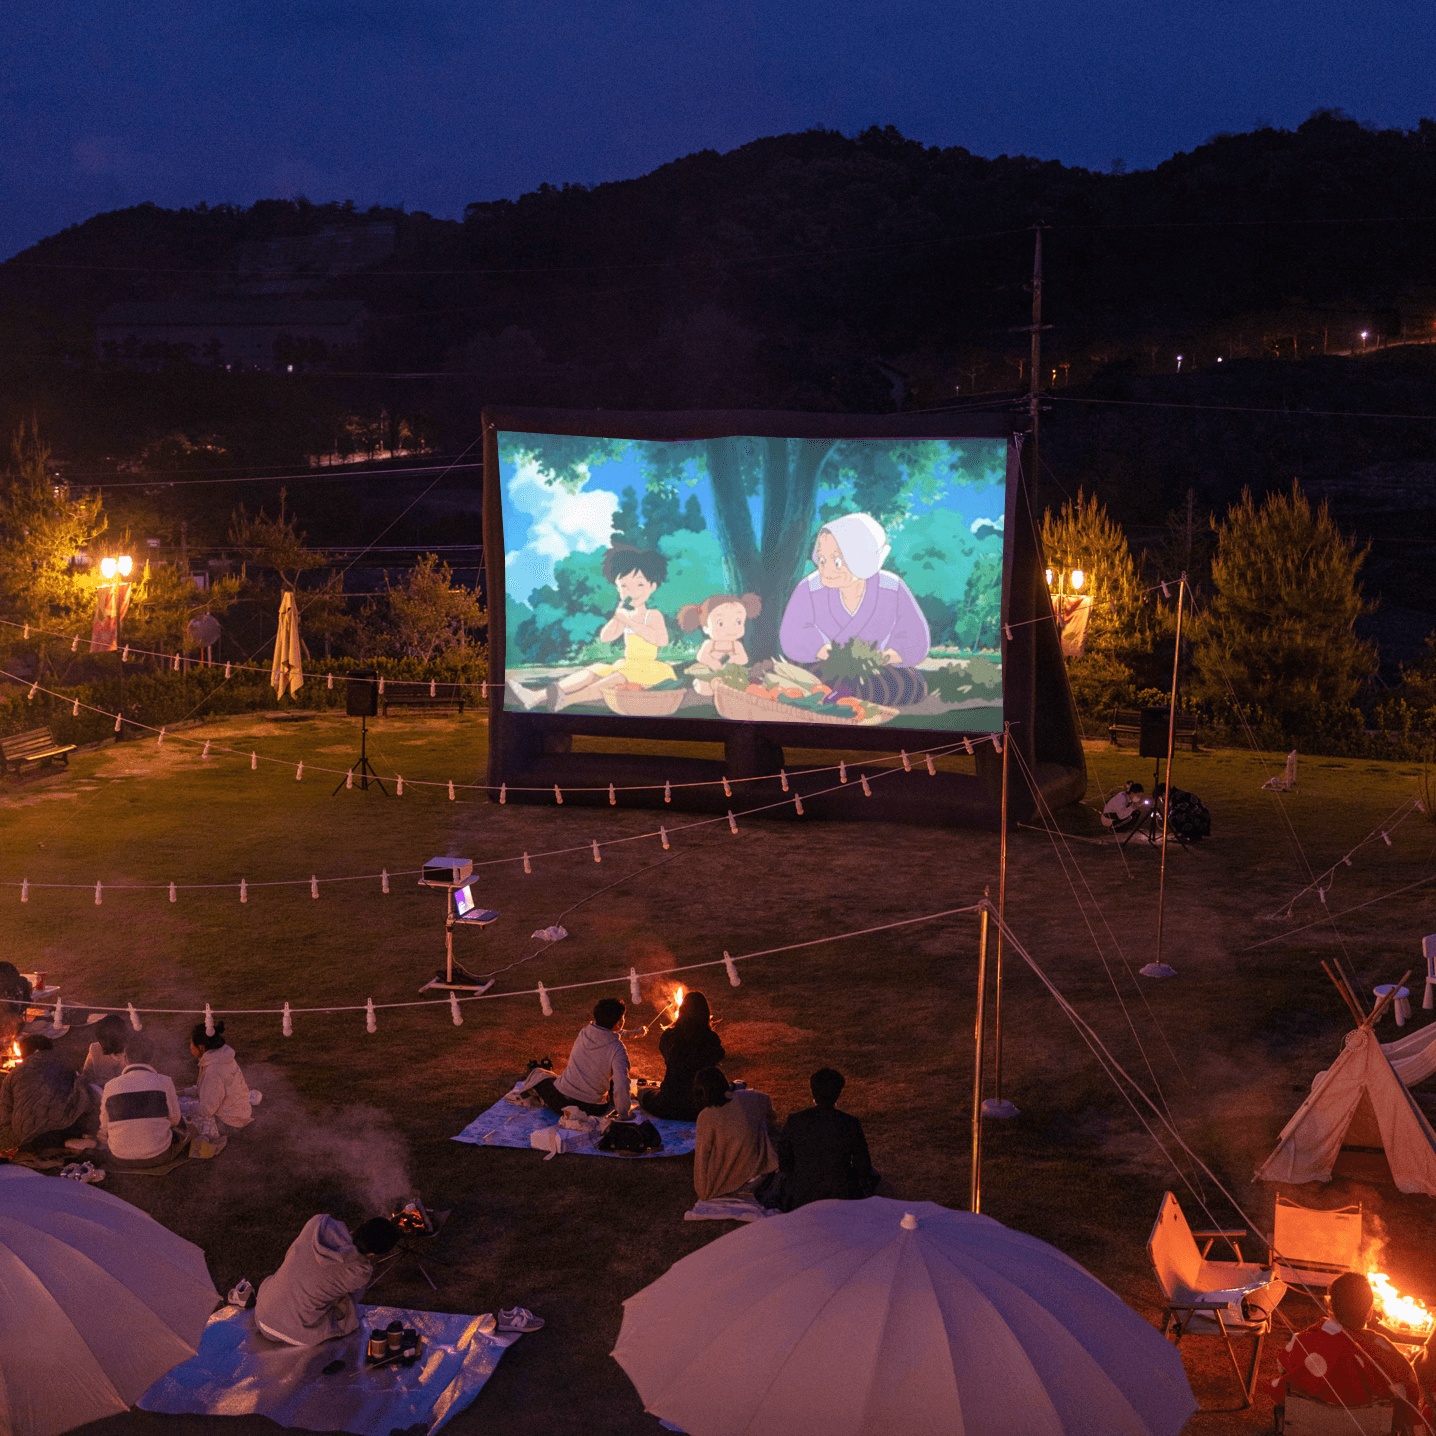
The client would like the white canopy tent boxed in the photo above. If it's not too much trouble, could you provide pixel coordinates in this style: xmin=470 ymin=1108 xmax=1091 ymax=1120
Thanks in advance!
xmin=1256 ymin=1025 xmax=1436 ymax=1196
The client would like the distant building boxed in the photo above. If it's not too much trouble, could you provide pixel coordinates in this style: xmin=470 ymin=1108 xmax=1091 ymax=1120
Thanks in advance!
xmin=95 ymin=299 xmax=369 ymax=371
xmin=231 ymin=222 xmax=395 ymax=297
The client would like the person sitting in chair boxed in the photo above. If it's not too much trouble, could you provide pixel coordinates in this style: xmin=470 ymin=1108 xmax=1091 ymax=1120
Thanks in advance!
xmin=776 ymin=1067 xmax=879 ymax=1211
xmin=1270 ymin=1271 xmax=1429 ymax=1432
xmin=531 ymin=998 xmax=632 ymax=1119
xmin=255 ymin=1215 xmax=401 ymax=1346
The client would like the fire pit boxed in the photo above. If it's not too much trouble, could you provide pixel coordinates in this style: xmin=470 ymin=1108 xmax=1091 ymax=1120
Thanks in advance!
xmin=1 ymin=1042 xmax=21 ymax=1073
xmin=1368 ymin=1268 xmax=1434 ymax=1348
xmin=370 ymin=1197 xmax=450 ymax=1293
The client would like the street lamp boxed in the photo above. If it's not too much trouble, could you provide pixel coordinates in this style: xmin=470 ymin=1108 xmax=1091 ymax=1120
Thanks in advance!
xmin=1361 ymin=331 xmax=1369 ymax=350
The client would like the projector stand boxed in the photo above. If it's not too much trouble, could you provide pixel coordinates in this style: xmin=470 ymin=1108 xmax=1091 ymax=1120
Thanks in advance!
xmin=332 ymin=714 xmax=389 ymax=796
xmin=420 ymin=914 xmax=496 ymax=994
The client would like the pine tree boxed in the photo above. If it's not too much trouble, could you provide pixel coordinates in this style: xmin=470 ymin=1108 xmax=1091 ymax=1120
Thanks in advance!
xmin=1193 ymin=482 xmax=1375 ymax=732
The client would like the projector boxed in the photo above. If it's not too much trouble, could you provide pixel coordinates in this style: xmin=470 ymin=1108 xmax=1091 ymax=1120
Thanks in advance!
xmin=419 ymin=856 xmax=473 ymax=889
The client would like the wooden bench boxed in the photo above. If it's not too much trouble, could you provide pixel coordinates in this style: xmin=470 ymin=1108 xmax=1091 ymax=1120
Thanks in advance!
xmin=2 ymin=726 xmax=77 ymax=774
xmin=1108 ymin=707 xmax=1200 ymax=752
xmin=379 ymin=682 xmax=466 ymax=717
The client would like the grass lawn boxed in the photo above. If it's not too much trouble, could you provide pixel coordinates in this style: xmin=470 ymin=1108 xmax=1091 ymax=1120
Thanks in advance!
xmin=4 ymin=710 xmax=1435 ymax=1436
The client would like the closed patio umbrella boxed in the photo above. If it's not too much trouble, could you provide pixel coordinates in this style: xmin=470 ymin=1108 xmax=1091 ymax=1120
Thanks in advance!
xmin=271 ymin=590 xmax=303 ymax=697
xmin=0 ymin=1166 xmax=219 ymax=1436
xmin=613 ymin=1197 xmax=1194 ymax=1436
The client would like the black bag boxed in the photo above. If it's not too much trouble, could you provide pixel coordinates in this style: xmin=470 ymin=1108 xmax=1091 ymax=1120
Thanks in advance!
xmin=598 ymin=1119 xmax=664 ymax=1154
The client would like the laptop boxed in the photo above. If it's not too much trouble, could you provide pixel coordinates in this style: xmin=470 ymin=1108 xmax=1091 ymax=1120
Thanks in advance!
xmin=451 ymin=885 xmax=498 ymax=925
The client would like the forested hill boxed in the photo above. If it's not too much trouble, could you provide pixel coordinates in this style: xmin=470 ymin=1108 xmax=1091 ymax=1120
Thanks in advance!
xmin=4 ymin=111 xmax=1436 ymax=415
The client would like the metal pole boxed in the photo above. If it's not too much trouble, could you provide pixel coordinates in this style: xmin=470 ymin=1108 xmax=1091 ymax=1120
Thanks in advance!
xmin=970 ymin=894 xmax=991 ymax=1214
xmin=1153 ymin=575 xmax=1186 ymax=971
xmin=1030 ymin=227 xmax=1043 ymax=498
xmin=994 ymin=726 xmax=1010 ymax=1100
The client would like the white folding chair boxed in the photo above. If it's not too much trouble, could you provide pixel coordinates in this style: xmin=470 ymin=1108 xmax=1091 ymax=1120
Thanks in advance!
xmin=1147 ymin=1192 xmax=1288 ymax=1406
xmin=1422 ymin=934 xmax=1436 ymax=1011
xmin=1268 ymin=1198 xmax=1361 ymax=1298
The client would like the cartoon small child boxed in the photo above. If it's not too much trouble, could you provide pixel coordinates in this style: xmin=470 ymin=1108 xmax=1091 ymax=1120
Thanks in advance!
xmin=512 ymin=544 xmax=677 ymax=712
xmin=678 ymin=592 xmax=762 ymax=696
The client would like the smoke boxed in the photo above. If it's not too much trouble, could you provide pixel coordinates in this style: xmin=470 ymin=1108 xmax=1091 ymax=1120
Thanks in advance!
xmin=275 ymin=1101 xmax=413 ymax=1214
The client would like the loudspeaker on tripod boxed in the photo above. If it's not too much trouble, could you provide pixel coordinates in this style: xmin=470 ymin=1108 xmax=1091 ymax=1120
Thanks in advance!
xmin=346 ymin=669 xmax=379 ymax=718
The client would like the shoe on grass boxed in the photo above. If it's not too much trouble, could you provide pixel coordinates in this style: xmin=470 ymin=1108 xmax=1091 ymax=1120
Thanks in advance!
xmin=64 ymin=1136 xmax=97 ymax=1151
xmin=497 ymin=1307 xmax=544 ymax=1332
xmin=60 ymin=1162 xmax=104 ymax=1183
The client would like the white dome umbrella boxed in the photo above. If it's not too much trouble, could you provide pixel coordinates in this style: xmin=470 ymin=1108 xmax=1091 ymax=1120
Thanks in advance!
xmin=0 ymin=1166 xmax=219 ymax=1436
xmin=612 ymin=1197 xmax=1195 ymax=1436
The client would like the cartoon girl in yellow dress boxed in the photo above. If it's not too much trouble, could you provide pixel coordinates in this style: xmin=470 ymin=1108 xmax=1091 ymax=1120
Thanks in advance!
xmin=515 ymin=545 xmax=677 ymax=712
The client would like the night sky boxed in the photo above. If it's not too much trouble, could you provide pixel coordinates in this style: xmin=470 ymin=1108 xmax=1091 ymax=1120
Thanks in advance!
xmin=3 ymin=0 xmax=1434 ymax=261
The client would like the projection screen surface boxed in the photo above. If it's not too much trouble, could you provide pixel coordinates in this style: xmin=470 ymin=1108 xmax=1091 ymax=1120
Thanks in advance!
xmin=498 ymin=431 xmax=1006 ymax=734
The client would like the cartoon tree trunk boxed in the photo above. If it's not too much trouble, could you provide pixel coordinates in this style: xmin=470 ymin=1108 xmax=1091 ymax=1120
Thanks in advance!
xmin=705 ymin=437 xmax=835 ymax=659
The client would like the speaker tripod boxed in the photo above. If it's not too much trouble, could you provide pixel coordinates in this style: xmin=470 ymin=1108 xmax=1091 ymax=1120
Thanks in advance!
xmin=332 ymin=713 xmax=389 ymax=795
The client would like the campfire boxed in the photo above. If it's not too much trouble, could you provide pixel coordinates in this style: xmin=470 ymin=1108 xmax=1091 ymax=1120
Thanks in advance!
xmin=392 ymin=1198 xmax=434 ymax=1236
xmin=1367 ymin=1269 xmax=1434 ymax=1341
xmin=2 ymin=1042 xmax=21 ymax=1073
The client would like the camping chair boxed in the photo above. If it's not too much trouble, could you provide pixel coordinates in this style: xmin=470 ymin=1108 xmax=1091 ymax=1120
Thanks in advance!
xmin=1422 ymin=935 xmax=1436 ymax=1012
xmin=1267 ymin=1198 xmax=1361 ymax=1301
xmin=1147 ymin=1191 xmax=1288 ymax=1407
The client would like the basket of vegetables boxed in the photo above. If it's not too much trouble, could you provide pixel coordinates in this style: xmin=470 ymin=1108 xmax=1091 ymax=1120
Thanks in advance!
xmin=602 ymin=679 xmax=687 ymax=716
xmin=705 ymin=660 xmax=900 ymax=726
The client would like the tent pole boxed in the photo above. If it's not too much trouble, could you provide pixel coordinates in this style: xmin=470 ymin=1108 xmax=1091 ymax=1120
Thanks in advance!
xmin=971 ymin=895 xmax=991 ymax=1214
xmin=1322 ymin=961 xmax=1367 ymax=1026
xmin=1153 ymin=575 xmax=1186 ymax=971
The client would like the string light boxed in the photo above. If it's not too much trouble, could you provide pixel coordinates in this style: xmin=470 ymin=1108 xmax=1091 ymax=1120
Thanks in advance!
xmin=381 ymin=869 xmax=390 ymax=893
xmin=327 ymin=674 xmax=334 ymax=689
xmin=366 ymin=998 xmax=377 ymax=1033
xmin=250 ymin=752 xmax=257 ymax=769
xmin=204 ymin=1004 xmax=215 ymax=1036
xmin=121 ymin=646 xmax=129 ymax=662
xmin=839 ymin=761 xmax=847 ymax=783
xmin=554 ymin=784 xmax=563 ymax=805
xmin=592 ymin=840 xmax=602 ymax=863
xmin=114 ymin=713 xmax=122 ymax=733
xmin=538 ymin=982 xmax=552 ymax=1016
xmin=310 ymin=876 xmax=319 ymax=899
xmin=19 ymin=879 xmax=28 ymax=902
xmin=128 ymin=1003 xmax=142 ymax=1031
xmin=609 ymin=783 xmax=616 ymax=805
xmin=780 ymin=769 xmax=789 ymax=792
xmin=723 ymin=951 xmax=741 ymax=987
xmin=860 ymin=773 xmax=871 ymax=796
xmin=901 ymin=751 xmax=911 ymax=772
xmin=225 ymin=662 xmax=232 ymax=678
xmin=202 ymin=741 xmax=211 ymax=759
xmin=429 ymin=679 xmax=437 ymax=697
xmin=240 ymin=879 xmax=248 ymax=903
xmin=728 ymin=811 xmax=738 ymax=834
xmin=794 ymin=794 xmax=804 ymax=815
xmin=926 ymin=754 xmax=936 ymax=776
xmin=1382 ymin=832 xmax=1391 ymax=846
xmin=523 ymin=853 xmax=531 ymax=874
xmin=499 ymin=783 xmax=506 ymax=804
xmin=448 ymin=780 xmax=456 ymax=801
xmin=397 ymin=775 xmax=404 ymax=795
xmin=169 ymin=882 xmax=176 ymax=903
xmin=664 ymin=781 xmax=671 ymax=803
xmin=72 ymin=699 xmax=79 ymax=716
xmin=378 ymin=677 xmax=385 ymax=695
xmin=94 ymin=881 xmax=102 ymax=906
xmin=629 ymin=968 xmax=642 ymax=1004
xmin=157 ymin=727 xmax=165 ymax=746
xmin=70 ymin=636 xmax=77 ymax=652
xmin=723 ymin=777 xmax=732 ymax=798
xmin=26 ymin=683 xmax=36 ymax=701
xmin=282 ymin=1002 xmax=292 ymax=1037
xmin=660 ymin=825 xmax=669 ymax=850
xmin=295 ymin=761 xmax=303 ymax=781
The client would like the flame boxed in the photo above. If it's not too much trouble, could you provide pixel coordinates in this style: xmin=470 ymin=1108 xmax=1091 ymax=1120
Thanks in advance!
xmin=673 ymin=986 xmax=684 ymax=1011
xmin=1367 ymin=1270 xmax=1435 ymax=1336
xmin=10 ymin=1043 xmax=18 ymax=1059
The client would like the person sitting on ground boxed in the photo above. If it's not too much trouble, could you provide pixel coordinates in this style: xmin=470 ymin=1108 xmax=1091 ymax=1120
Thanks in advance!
xmin=0 ymin=963 xmax=33 ymax=1047
xmin=692 ymin=1066 xmax=778 ymax=1203
xmin=98 ymin=1034 xmax=187 ymax=1167
xmin=639 ymin=991 xmax=724 ymax=1123
xmin=179 ymin=1021 xmax=253 ymax=1151
xmin=83 ymin=1015 xmax=130 ymax=1090
xmin=0 ymin=1035 xmax=94 ymax=1151
xmin=254 ymin=1215 xmax=401 ymax=1346
xmin=776 ymin=1067 xmax=879 ymax=1211
xmin=532 ymin=998 xmax=632 ymax=1119
xmin=1270 ymin=1271 xmax=1429 ymax=1432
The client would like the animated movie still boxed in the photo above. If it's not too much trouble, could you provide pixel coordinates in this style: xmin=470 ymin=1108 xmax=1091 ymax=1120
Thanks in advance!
xmin=498 ymin=432 xmax=1006 ymax=732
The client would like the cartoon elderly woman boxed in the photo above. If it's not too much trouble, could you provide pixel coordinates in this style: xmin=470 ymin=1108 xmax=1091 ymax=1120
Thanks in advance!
xmin=779 ymin=512 xmax=931 ymax=677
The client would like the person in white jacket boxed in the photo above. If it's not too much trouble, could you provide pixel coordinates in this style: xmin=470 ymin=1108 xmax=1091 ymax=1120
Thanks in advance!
xmin=254 ymin=1215 xmax=400 ymax=1346
xmin=532 ymin=998 xmax=632 ymax=1118
xmin=180 ymin=1021 xmax=253 ymax=1149
xmin=99 ymin=1034 xmax=186 ymax=1166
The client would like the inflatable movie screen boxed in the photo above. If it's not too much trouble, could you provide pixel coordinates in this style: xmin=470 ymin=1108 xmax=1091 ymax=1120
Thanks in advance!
xmin=497 ymin=431 xmax=1006 ymax=734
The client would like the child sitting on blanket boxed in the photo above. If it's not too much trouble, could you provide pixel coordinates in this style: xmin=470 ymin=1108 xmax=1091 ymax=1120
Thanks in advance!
xmin=83 ymin=1015 xmax=130 ymax=1090
xmin=179 ymin=1020 xmax=253 ymax=1152
xmin=531 ymin=998 xmax=632 ymax=1119
xmin=692 ymin=1067 xmax=778 ymax=1202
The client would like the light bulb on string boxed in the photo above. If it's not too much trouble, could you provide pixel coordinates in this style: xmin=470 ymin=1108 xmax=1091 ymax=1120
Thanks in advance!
xmin=448 ymin=780 xmax=456 ymax=801
xmin=925 ymin=753 xmax=936 ymax=775
xmin=94 ymin=881 xmax=102 ymax=906
xmin=366 ymin=998 xmax=376 ymax=1034
xmin=860 ymin=774 xmax=871 ymax=797
xmin=538 ymin=982 xmax=552 ymax=1017
xmin=592 ymin=840 xmax=602 ymax=863
xmin=169 ymin=882 xmax=176 ymax=903
xmin=839 ymin=761 xmax=847 ymax=783
xmin=128 ymin=1003 xmax=142 ymax=1031
xmin=239 ymin=879 xmax=248 ymax=903
xmin=794 ymin=794 xmax=804 ymax=815
xmin=609 ymin=783 xmax=616 ymax=805
xmin=522 ymin=853 xmax=531 ymax=874
xmin=664 ymin=781 xmax=671 ymax=803
xmin=780 ymin=769 xmax=788 ymax=792
xmin=499 ymin=783 xmax=506 ymax=804
xmin=310 ymin=876 xmax=319 ymax=899
xmin=723 ymin=777 xmax=732 ymax=798
xmin=554 ymin=784 xmax=563 ymax=805
xmin=204 ymin=1004 xmax=214 ymax=1037
xmin=346 ymin=769 xmax=353 ymax=790
xmin=381 ymin=869 xmax=390 ymax=893
xmin=629 ymin=968 xmax=642 ymax=1004
xmin=724 ymin=951 xmax=741 ymax=987
xmin=728 ymin=811 xmax=738 ymax=834
xmin=282 ymin=1002 xmax=292 ymax=1037
xmin=660 ymin=826 xmax=669 ymax=850
xmin=295 ymin=761 xmax=303 ymax=781
xmin=251 ymin=752 xmax=257 ymax=769
xmin=901 ymin=751 xmax=911 ymax=772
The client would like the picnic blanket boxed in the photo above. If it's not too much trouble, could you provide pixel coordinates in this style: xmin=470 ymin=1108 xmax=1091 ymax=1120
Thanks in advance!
xmin=452 ymin=1091 xmax=696 ymax=1158
xmin=139 ymin=1303 xmax=518 ymax=1435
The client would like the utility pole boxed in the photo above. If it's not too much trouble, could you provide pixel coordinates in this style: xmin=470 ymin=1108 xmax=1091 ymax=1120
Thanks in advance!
xmin=1010 ymin=227 xmax=1052 ymax=509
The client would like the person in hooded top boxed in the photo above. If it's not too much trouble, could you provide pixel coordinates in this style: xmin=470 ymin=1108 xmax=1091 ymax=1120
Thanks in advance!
xmin=531 ymin=998 xmax=632 ymax=1118
xmin=639 ymin=991 xmax=724 ymax=1123
xmin=692 ymin=1066 xmax=779 ymax=1203
xmin=254 ymin=1216 xmax=401 ymax=1346
xmin=1270 ymin=1271 xmax=1429 ymax=1433
xmin=179 ymin=1021 xmax=253 ymax=1150
xmin=778 ymin=513 xmax=931 ymax=697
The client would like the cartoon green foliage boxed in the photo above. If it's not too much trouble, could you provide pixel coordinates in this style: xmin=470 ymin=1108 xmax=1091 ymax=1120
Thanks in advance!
xmin=509 ymin=547 xmax=607 ymax=665
xmin=888 ymin=509 xmax=1003 ymax=650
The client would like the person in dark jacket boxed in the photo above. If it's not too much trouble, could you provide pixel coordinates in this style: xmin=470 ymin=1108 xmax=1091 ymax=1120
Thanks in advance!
xmin=0 ymin=1035 xmax=94 ymax=1150
xmin=0 ymin=963 xmax=33 ymax=1046
xmin=776 ymin=1067 xmax=878 ymax=1211
xmin=639 ymin=991 xmax=724 ymax=1122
